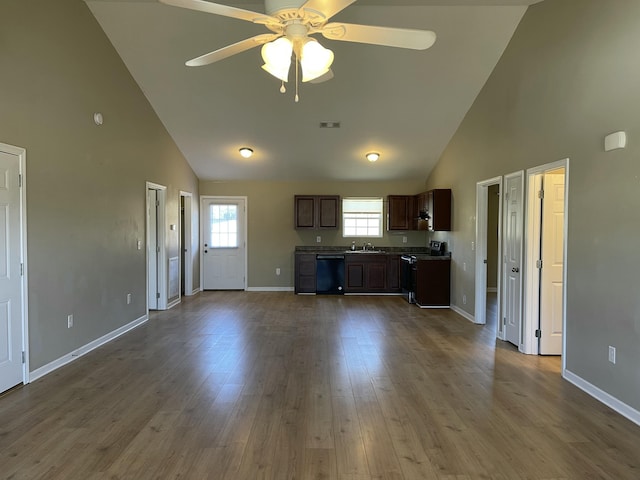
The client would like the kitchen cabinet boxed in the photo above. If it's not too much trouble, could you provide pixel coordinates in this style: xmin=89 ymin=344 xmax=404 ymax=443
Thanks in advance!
xmin=386 ymin=254 xmax=401 ymax=292
xmin=294 ymin=195 xmax=340 ymax=229
xmin=387 ymin=195 xmax=415 ymax=230
xmin=415 ymin=192 xmax=429 ymax=231
xmin=426 ymin=189 xmax=451 ymax=231
xmin=345 ymin=254 xmax=388 ymax=293
xmin=415 ymin=258 xmax=451 ymax=307
xmin=294 ymin=253 xmax=317 ymax=293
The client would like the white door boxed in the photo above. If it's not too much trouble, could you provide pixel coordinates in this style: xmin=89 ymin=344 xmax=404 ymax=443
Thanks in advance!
xmin=539 ymin=170 xmax=565 ymax=355
xmin=503 ymin=171 xmax=524 ymax=346
xmin=0 ymin=150 xmax=24 ymax=393
xmin=147 ymin=188 xmax=158 ymax=309
xmin=202 ymin=197 xmax=246 ymax=290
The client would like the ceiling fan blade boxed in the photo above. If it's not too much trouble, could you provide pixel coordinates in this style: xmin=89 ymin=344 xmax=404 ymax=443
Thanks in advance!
xmin=309 ymin=69 xmax=334 ymax=84
xmin=159 ymin=0 xmax=278 ymax=25
xmin=185 ymin=33 xmax=281 ymax=66
xmin=299 ymin=0 xmax=357 ymax=22
xmin=321 ymin=22 xmax=436 ymax=50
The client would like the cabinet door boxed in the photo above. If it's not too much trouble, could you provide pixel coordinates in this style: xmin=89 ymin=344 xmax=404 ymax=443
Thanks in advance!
xmin=366 ymin=261 xmax=387 ymax=291
xmin=295 ymin=254 xmax=317 ymax=293
xmin=388 ymin=195 xmax=413 ymax=230
xmin=415 ymin=259 xmax=451 ymax=306
xmin=295 ymin=196 xmax=316 ymax=229
xmin=386 ymin=255 xmax=401 ymax=292
xmin=345 ymin=262 xmax=365 ymax=291
xmin=318 ymin=196 xmax=339 ymax=229
xmin=415 ymin=193 xmax=429 ymax=231
xmin=428 ymin=189 xmax=452 ymax=231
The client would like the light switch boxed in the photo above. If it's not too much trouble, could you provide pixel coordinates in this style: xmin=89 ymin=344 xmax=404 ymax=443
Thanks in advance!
xmin=137 ymin=240 xmax=142 ymax=250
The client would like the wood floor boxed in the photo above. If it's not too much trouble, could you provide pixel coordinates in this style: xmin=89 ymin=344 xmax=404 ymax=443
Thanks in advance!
xmin=1 ymin=292 xmax=639 ymax=479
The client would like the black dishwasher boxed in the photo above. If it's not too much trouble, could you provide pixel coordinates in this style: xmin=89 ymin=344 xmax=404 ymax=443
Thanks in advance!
xmin=316 ymin=254 xmax=345 ymax=294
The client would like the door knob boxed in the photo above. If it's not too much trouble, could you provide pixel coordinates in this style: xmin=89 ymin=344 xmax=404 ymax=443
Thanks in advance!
xmin=512 ymin=267 xmax=519 ymax=273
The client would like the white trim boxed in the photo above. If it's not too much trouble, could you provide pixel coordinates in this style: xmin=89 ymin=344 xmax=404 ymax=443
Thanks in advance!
xmin=450 ymin=304 xmax=475 ymax=323
xmin=564 ymin=370 xmax=640 ymax=427
xmin=246 ymin=287 xmax=295 ymax=292
xmin=167 ymin=297 xmax=181 ymax=309
xmin=28 ymin=314 xmax=148 ymax=383
xmin=200 ymin=195 xmax=248 ymax=291
xmin=474 ymin=176 xmax=502 ymax=326
xmin=522 ymin=158 xmax=569 ymax=358
xmin=0 ymin=143 xmax=29 ymax=386
xmin=179 ymin=191 xmax=194 ymax=296
xmin=190 ymin=287 xmax=201 ymax=295
xmin=146 ymin=182 xmax=168 ymax=310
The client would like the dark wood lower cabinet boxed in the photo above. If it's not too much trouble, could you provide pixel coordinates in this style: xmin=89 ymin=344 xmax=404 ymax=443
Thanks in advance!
xmin=415 ymin=259 xmax=451 ymax=307
xmin=345 ymin=255 xmax=389 ymax=293
xmin=294 ymin=254 xmax=316 ymax=293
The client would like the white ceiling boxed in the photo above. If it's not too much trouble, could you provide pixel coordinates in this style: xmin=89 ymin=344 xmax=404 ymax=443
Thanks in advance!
xmin=87 ymin=0 xmax=541 ymax=181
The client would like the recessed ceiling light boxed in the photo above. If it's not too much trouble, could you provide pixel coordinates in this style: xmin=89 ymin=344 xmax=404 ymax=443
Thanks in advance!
xmin=366 ymin=152 xmax=380 ymax=162
xmin=239 ymin=147 xmax=254 ymax=158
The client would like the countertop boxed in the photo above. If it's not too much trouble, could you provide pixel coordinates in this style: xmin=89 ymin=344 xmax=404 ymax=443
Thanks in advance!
xmin=295 ymin=246 xmax=451 ymax=259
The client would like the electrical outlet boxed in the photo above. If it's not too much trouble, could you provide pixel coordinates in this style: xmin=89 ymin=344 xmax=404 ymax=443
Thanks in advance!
xmin=276 ymin=268 xmax=281 ymax=276
xmin=137 ymin=240 xmax=142 ymax=250
xmin=316 ymin=236 xmax=321 ymax=243
xmin=471 ymin=241 xmax=475 ymax=251
xmin=127 ymin=293 xmax=132 ymax=305
xmin=462 ymin=294 xmax=467 ymax=305
xmin=463 ymin=262 xmax=467 ymax=271
xmin=67 ymin=314 xmax=74 ymax=329
xmin=402 ymin=236 xmax=407 ymax=244
xmin=608 ymin=346 xmax=616 ymax=364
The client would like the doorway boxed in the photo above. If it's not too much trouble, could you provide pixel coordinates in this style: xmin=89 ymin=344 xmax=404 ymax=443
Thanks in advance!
xmin=523 ymin=159 xmax=568 ymax=357
xmin=474 ymin=176 xmax=502 ymax=331
xmin=146 ymin=182 xmax=167 ymax=310
xmin=0 ymin=143 xmax=28 ymax=393
xmin=179 ymin=191 xmax=194 ymax=296
xmin=200 ymin=196 xmax=247 ymax=290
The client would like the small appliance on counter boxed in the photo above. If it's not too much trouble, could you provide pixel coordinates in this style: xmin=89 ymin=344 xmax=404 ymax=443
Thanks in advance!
xmin=428 ymin=240 xmax=446 ymax=256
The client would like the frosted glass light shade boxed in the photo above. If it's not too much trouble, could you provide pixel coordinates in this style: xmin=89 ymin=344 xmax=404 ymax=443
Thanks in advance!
xmin=261 ymin=38 xmax=293 ymax=82
xmin=300 ymin=39 xmax=334 ymax=82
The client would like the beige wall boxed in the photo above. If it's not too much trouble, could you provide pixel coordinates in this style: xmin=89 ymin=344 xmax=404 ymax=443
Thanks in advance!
xmin=427 ymin=0 xmax=640 ymax=410
xmin=200 ymin=179 xmax=430 ymax=288
xmin=0 ymin=0 xmax=199 ymax=370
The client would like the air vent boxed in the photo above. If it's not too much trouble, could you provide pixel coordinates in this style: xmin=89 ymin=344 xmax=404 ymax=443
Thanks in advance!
xmin=320 ymin=121 xmax=341 ymax=129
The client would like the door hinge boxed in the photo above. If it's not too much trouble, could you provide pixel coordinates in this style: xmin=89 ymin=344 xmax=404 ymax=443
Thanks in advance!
xmin=22 ymin=351 xmax=26 ymax=364
xmin=535 ymin=329 xmax=542 ymax=338
xmin=156 ymin=292 xmax=160 ymax=299
xmin=157 ymin=246 xmax=160 ymax=253
xmin=18 ymin=174 xmax=22 ymax=187
xmin=538 ymin=189 xmax=544 ymax=199
xmin=536 ymin=259 xmax=542 ymax=269
xmin=20 ymin=263 xmax=24 ymax=276
xmin=503 ymin=317 xmax=507 ymax=326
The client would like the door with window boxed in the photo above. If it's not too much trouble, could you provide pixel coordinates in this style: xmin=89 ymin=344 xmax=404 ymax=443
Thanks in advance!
xmin=202 ymin=197 xmax=246 ymax=290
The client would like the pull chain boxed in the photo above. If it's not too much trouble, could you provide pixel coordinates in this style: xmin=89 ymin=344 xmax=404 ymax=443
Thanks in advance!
xmin=295 ymin=58 xmax=300 ymax=103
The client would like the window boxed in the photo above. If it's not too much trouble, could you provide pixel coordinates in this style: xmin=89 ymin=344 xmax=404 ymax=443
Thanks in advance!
xmin=209 ymin=204 xmax=238 ymax=247
xmin=342 ymin=197 xmax=383 ymax=238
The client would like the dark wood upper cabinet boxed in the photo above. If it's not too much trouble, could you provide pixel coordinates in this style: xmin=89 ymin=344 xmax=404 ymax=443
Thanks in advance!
xmin=426 ymin=189 xmax=452 ymax=231
xmin=387 ymin=195 xmax=414 ymax=230
xmin=294 ymin=195 xmax=339 ymax=230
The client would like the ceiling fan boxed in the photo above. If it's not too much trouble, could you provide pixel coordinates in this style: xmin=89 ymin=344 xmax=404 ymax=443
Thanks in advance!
xmin=159 ymin=0 xmax=436 ymax=101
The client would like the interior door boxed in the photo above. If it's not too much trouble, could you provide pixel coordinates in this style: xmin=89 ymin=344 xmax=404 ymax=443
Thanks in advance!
xmin=503 ymin=171 xmax=524 ymax=346
xmin=147 ymin=188 xmax=158 ymax=309
xmin=0 ymin=150 xmax=24 ymax=393
xmin=202 ymin=197 xmax=246 ymax=290
xmin=539 ymin=169 xmax=565 ymax=354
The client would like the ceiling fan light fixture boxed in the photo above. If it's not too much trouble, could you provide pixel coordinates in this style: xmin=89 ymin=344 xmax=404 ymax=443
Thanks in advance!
xmin=366 ymin=152 xmax=380 ymax=162
xmin=239 ymin=147 xmax=254 ymax=158
xmin=300 ymin=39 xmax=334 ymax=82
xmin=261 ymin=37 xmax=293 ymax=82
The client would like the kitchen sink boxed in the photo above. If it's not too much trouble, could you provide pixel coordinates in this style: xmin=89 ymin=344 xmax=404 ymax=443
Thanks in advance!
xmin=344 ymin=250 xmax=386 ymax=254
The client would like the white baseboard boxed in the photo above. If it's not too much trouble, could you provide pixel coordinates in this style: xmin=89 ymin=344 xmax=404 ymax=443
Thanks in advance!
xmin=246 ymin=287 xmax=294 ymax=292
xmin=450 ymin=303 xmax=475 ymax=323
xmin=28 ymin=314 xmax=148 ymax=383
xmin=564 ymin=369 xmax=640 ymax=427
xmin=167 ymin=297 xmax=181 ymax=309
xmin=187 ymin=287 xmax=201 ymax=295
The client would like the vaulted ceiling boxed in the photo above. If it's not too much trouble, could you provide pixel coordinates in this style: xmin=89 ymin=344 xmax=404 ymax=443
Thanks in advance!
xmin=87 ymin=0 xmax=542 ymax=181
